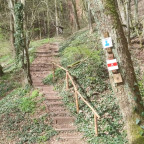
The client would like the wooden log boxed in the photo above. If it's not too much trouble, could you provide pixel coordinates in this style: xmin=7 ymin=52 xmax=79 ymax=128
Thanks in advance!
xmin=77 ymin=91 xmax=100 ymax=119
xmin=66 ymin=72 xmax=69 ymax=90
xmin=94 ymin=115 xmax=98 ymax=136
xmin=52 ymin=62 xmax=68 ymax=71
xmin=67 ymin=73 xmax=77 ymax=91
xmin=75 ymin=91 xmax=79 ymax=113
xmin=52 ymin=64 xmax=55 ymax=82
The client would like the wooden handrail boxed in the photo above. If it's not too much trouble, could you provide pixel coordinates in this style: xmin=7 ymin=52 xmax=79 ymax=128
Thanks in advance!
xmin=77 ymin=91 xmax=100 ymax=119
xmin=67 ymin=73 xmax=77 ymax=91
xmin=53 ymin=62 xmax=68 ymax=71
xmin=52 ymin=62 xmax=100 ymax=135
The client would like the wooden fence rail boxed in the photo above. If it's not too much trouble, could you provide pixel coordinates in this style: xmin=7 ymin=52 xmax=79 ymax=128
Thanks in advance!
xmin=52 ymin=62 xmax=100 ymax=136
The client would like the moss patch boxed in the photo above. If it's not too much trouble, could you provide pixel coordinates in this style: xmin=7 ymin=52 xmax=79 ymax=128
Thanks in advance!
xmin=128 ymin=116 xmax=144 ymax=144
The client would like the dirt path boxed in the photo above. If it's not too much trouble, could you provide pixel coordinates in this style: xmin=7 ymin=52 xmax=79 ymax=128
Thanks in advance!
xmin=30 ymin=42 xmax=87 ymax=144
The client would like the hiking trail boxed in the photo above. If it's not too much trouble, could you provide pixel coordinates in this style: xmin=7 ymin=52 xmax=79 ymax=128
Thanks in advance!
xmin=30 ymin=41 xmax=87 ymax=144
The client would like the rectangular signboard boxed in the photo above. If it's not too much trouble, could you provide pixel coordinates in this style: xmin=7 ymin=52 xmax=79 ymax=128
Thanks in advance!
xmin=102 ymin=37 xmax=113 ymax=49
xmin=107 ymin=59 xmax=118 ymax=71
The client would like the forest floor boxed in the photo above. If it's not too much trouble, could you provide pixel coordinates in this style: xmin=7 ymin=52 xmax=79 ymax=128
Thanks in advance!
xmin=31 ymin=40 xmax=87 ymax=144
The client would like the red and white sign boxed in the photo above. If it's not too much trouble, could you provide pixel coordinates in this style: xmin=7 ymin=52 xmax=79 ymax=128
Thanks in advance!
xmin=107 ymin=59 xmax=118 ymax=71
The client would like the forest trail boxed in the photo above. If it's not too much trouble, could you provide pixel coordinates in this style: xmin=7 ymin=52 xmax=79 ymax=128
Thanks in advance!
xmin=30 ymin=41 xmax=87 ymax=144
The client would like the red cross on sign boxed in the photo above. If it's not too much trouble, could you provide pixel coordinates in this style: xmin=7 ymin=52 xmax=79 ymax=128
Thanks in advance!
xmin=107 ymin=59 xmax=118 ymax=71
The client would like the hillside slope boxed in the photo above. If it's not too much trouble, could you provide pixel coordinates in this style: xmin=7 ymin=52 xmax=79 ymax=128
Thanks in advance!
xmin=44 ymin=29 xmax=130 ymax=144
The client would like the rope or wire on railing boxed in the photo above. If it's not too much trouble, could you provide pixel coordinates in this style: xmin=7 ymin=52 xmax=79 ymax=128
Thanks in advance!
xmin=52 ymin=62 xmax=100 ymax=136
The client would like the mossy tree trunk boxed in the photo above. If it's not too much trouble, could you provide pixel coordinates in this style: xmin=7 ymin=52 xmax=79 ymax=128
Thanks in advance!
xmin=14 ymin=2 xmax=32 ymax=85
xmin=89 ymin=0 xmax=144 ymax=143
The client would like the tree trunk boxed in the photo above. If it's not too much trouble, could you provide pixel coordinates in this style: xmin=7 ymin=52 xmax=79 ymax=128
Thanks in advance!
xmin=126 ymin=0 xmax=131 ymax=45
xmin=71 ymin=0 xmax=80 ymax=30
xmin=88 ymin=2 xmax=93 ymax=34
xmin=38 ymin=13 xmax=42 ymax=39
xmin=117 ymin=0 xmax=126 ymax=24
xmin=0 ymin=65 xmax=4 ymax=76
xmin=24 ymin=40 xmax=33 ymax=85
xmin=55 ymin=0 xmax=59 ymax=36
xmin=134 ymin=0 xmax=138 ymax=25
xmin=46 ymin=0 xmax=50 ymax=37
xmin=14 ymin=1 xmax=32 ymax=86
xmin=9 ymin=13 xmax=15 ymax=56
xmin=89 ymin=0 xmax=144 ymax=143
xmin=21 ymin=0 xmax=33 ymax=86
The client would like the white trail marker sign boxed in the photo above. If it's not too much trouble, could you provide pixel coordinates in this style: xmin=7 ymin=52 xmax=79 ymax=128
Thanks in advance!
xmin=102 ymin=37 xmax=113 ymax=49
xmin=107 ymin=59 xmax=118 ymax=71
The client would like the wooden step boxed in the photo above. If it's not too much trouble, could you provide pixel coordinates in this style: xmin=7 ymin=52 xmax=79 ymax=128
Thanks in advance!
xmin=46 ymin=101 xmax=63 ymax=106
xmin=45 ymin=96 xmax=61 ymax=100
xmin=59 ymin=136 xmax=83 ymax=140
xmin=44 ymin=92 xmax=58 ymax=96
xmin=33 ymin=83 xmax=44 ymax=86
xmin=49 ymin=107 xmax=66 ymax=112
xmin=54 ymin=123 xmax=76 ymax=129
xmin=49 ymin=139 xmax=87 ymax=144
xmin=37 ymin=86 xmax=54 ymax=90
xmin=31 ymin=63 xmax=52 ymax=66
xmin=50 ymin=111 xmax=70 ymax=117
xmin=55 ymin=127 xmax=77 ymax=132
xmin=52 ymin=116 xmax=75 ymax=125
xmin=34 ymin=52 xmax=51 ymax=54
xmin=30 ymin=69 xmax=51 ymax=72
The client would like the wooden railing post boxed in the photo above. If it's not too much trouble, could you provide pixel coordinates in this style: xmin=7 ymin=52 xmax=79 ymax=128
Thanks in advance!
xmin=94 ymin=114 xmax=98 ymax=136
xmin=66 ymin=71 xmax=69 ymax=90
xmin=75 ymin=91 xmax=79 ymax=113
xmin=52 ymin=63 xmax=55 ymax=82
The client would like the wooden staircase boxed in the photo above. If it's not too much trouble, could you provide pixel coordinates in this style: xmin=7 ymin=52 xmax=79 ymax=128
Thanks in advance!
xmin=30 ymin=43 xmax=87 ymax=144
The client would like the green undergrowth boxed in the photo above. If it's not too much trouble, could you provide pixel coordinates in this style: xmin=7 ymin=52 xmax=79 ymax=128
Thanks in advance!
xmin=0 ymin=83 xmax=57 ymax=143
xmin=30 ymin=37 xmax=57 ymax=48
xmin=0 ymin=70 xmax=22 ymax=98
xmin=0 ymin=37 xmax=57 ymax=73
xmin=43 ymin=68 xmax=65 ymax=85
xmin=0 ymin=39 xmax=11 ymax=57
xmin=61 ymin=90 xmax=127 ymax=144
xmin=44 ymin=29 xmax=128 ymax=143
xmin=0 ymin=37 xmax=60 ymax=143
xmin=138 ymin=74 xmax=144 ymax=98
xmin=0 ymin=39 xmax=15 ymax=72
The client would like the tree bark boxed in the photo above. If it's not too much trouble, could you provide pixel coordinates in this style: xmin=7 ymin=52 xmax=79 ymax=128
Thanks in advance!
xmin=88 ymin=2 xmax=93 ymax=34
xmin=89 ymin=0 xmax=144 ymax=143
xmin=7 ymin=0 xmax=15 ymax=56
xmin=134 ymin=0 xmax=138 ymax=25
xmin=126 ymin=0 xmax=131 ymax=45
xmin=117 ymin=0 xmax=127 ymax=31
xmin=55 ymin=0 xmax=59 ymax=36
xmin=10 ymin=13 xmax=15 ymax=56
xmin=0 ymin=65 xmax=4 ymax=77
xmin=21 ymin=0 xmax=33 ymax=85
xmin=71 ymin=0 xmax=80 ymax=30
